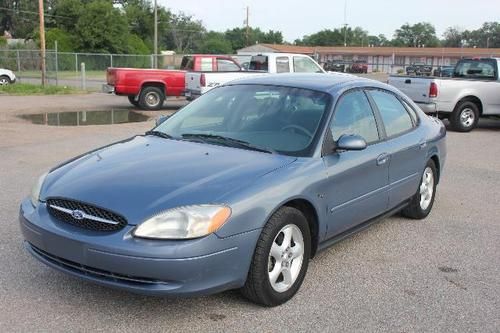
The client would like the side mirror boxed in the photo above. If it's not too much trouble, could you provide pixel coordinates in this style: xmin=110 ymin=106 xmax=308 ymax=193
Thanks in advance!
xmin=155 ymin=115 xmax=170 ymax=126
xmin=336 ymin=134 xmax=367 ymax=151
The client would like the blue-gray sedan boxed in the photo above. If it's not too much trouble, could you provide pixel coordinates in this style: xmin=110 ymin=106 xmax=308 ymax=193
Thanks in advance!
xmin=20 ymin=74 xmax=446 ymax=306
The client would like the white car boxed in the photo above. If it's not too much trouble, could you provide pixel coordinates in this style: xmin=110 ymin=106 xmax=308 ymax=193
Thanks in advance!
xmin=0 ymin=68 xmax=16 ymax=85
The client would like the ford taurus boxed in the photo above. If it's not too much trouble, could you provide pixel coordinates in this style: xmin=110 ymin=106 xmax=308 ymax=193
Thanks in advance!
xmin=20 ymin=74 xmax=446 ymax=306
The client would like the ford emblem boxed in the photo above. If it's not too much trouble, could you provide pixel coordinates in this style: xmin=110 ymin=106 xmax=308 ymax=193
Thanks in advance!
xmin=71 ymin=210 xmax=85 ymax=220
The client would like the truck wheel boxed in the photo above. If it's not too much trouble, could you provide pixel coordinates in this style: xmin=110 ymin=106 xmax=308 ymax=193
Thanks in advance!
xmin=450 ymin=100 xmax=479 ymax=132
xmin=139 ymin=86 xmax=165 ymax=110
xmin=127 ymin=95 xmax=139 ymax=107
xmin=241 ymin=206 xmax=311 ymax=306
xmin=0 ymin=75 xmax=11 ymax=85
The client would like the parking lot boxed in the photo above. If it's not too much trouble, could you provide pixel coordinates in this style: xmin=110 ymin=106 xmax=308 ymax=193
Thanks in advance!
xmin=0 ymin=93 xmax=499 ymax=332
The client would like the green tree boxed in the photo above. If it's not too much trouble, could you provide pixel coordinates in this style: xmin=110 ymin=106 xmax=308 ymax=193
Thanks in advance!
xmin=442 ymin=27 xmax=464 ymax=47
xmin=0 ymin=0 xmax=39 ymax=38
xmin=166 ymin=12 xmax=205 ymax=53
xmin=393 ymin=22 xmax=440 ymax=47
xmin=127 ymin=33 xmax=150 ymax=54
xmin=50 ymin=0 xmax=84 ymax=33
xmin=75 ymin=0 xmax=129 ymax=53
xmin=45 ymin=28 xmax=75 ymax=51
xmin=199 ymin=31 xmax=233 ymax=54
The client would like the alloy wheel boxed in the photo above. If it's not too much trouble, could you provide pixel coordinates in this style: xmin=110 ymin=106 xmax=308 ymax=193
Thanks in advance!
xmin=419 ymin=167 xmax=434 ymax=210
xmin=268 ymin=224 xmax=304 ymax=293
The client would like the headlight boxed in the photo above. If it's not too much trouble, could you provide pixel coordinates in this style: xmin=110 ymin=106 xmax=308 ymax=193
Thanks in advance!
xmin=133 ymin=205 xmax=231 ymax=240
xmin=30 ymin=172 xmax=48 ymax=207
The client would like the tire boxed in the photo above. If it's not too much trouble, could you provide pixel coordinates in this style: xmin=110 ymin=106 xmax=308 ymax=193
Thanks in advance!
xmin=127 ymin=95 xmax=139 ymax=107
xmin=241 ymin=206 xmax=311 ymax=307
xmin=0 ymin=75 xmax=11 ymax=85
xmin=401 ymin=159 xmax=437 ymax=219
xmin=449 ymin=100 xmax=479 ymax=132
xmin=138 ymin=86 xmax=165 ymax=110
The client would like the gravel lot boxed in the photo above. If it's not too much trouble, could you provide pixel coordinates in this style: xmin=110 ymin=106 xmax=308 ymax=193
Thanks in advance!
xmin=0 ymin=93 xmax=499 ymax=332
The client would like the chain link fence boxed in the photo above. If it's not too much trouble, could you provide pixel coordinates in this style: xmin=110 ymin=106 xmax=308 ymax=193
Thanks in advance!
xmin=0 ymin=49 xmax=196 ymax=90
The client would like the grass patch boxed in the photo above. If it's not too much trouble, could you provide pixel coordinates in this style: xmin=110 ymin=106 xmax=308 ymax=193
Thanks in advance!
xmin=0 ymin=83 xmax=85 ymax=95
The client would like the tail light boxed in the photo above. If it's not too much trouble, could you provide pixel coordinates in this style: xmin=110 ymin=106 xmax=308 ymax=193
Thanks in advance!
xmin=200 ymin=74 xmax=206 ymax=87
xmin=429 ymin=82 xmax=438 ymax=98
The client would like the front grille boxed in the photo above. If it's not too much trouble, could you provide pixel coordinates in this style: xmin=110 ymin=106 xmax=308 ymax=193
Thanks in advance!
xmin=46 ymin=198 xmax=127 ymax=232
xmin=29 ymin=243 xmax=165 ymax=285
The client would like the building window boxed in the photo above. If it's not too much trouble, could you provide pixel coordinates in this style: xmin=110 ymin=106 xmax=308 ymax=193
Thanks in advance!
xmin=394 ymin=56 xmax=405 ymax=65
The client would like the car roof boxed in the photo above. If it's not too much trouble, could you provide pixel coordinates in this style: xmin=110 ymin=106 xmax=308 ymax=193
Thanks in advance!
xmin=226 ymin=73 xmax=390 ymax=95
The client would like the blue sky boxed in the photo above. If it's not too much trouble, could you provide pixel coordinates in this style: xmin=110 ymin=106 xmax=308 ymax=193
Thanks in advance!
xmin=161 ymin=0 xmax=500 ymax=41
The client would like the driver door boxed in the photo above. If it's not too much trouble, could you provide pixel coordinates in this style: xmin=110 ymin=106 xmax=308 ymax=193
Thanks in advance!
xmin=322 ymin=90 xmax=390 ymax=238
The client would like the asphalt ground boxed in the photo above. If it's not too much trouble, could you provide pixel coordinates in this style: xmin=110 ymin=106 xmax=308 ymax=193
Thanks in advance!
xmin=0 ymin=93 xmax=499 ymax=332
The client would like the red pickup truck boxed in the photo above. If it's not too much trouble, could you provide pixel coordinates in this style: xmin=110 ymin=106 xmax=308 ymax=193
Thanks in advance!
xmin=104 ymin=55 xmax=242 ymax=110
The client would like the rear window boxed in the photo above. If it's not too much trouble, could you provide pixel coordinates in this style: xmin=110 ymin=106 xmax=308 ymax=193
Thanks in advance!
xmin=250 ymin=56 xmax=269 ymax=71
xmin=454 ymin=59 xmax=497 ymax=79
xmin=276 ymin=57 xmax=290 ymax=73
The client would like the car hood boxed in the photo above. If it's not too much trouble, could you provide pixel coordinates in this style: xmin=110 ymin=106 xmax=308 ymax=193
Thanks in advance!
xmin=41 ymin=135 xmax=296 ymax=225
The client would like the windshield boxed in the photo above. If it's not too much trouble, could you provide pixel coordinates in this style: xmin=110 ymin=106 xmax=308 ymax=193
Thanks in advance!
xmin=156 ymin=85 xmax=331 ymax=157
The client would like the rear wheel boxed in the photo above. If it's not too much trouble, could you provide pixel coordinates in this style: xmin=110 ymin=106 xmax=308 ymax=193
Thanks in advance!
xmin=241 ymin=206 xmax=311 ymax=306
xmin=450 ymin=100 xmax=479 ymax=132
xmin=0 ymin=75 xmax=11 ymax=85
xmin=138 ymin=86 xmax=165 ymax=110
xmin=127 ymin=95 xmax=139 ymax=107
xmin=402 ymin=160 xmax=437 ymax=219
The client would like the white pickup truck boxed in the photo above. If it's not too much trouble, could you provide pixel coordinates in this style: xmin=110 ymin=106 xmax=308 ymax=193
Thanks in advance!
xmin=184 ymin=53 xmax=326 ymax=100
xmin=388 ymin=58 xmax=500 ymax=132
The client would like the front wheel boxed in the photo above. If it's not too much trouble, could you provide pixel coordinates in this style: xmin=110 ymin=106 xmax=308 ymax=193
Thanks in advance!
xmin=138 ymin=86 xmax=165 ymax=110
xmin=450 ymin=100 xmax=479 ymax=132
xmin=241 ymin=207 xmax=311 ymax=306
xmin=401 ymin=160 xmax=437 ymax=219
xmin=0 ymin=75 xmax=11 ymax=85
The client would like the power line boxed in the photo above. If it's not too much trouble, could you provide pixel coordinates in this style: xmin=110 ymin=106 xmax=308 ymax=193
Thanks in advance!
xmin=0 ymin=6 xmax=72 ymax=19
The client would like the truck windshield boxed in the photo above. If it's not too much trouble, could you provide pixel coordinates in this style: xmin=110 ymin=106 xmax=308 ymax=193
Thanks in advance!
xmin=156 ymin=85 xmax=331 ymax=157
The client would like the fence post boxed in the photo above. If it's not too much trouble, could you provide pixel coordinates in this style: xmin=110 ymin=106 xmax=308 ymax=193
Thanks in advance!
xmin=16 ymin=50 xmax=21 ymax=73
xmin=75 ymin=53 xmax=78 ymax=73
xmin=151 ymin=54 xmax=154 ymax=69
xmin=81 ymin=62 xmax=86 ymax=90
xmin=110 ymin=54 xmax=113 ymax=68
xmin=55 ymin=41 xmax=59 ymax=86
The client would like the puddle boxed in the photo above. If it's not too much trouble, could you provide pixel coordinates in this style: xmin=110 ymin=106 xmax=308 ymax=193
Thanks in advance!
xmin=19 ymin=109 xmax=151 ymax=126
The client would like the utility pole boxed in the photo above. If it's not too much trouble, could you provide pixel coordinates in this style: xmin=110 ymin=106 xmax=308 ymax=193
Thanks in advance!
xmin=38 ymin=0 xmax=46 ymax=86
xmin=343 ymin=0 xmax=348 ymax=47
xmin=245 ymin=6 xmax=250 ymax=46
xmin=154 ymin=0 xmax=158 ymax=68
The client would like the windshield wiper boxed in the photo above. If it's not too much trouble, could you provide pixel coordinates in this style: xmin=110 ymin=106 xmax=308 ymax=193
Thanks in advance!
xmin=181 ymin=133 xmax=275 ymax=154
xmin=145 ymin=130 xmax=173 ymax=139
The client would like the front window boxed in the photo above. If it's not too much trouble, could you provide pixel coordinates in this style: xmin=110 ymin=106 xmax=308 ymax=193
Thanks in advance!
xmin=156 ymin=85 xmax=331 ymax=156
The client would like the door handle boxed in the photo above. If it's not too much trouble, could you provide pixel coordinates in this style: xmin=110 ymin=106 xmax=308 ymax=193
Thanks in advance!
xmin=419 ymin=140 xmax=427 ymax=149
xmin=376 ymin=153 xmax=390 ymax=166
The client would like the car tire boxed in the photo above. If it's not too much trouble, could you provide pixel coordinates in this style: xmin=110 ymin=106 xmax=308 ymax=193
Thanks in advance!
xmin=127 ymin=95 xmax=140 ymax=107
xmin=138 ymin=86 xmax=165 ymax=110
xmin=241 ymin=206 xmax=311 ymax=307
xmin=0 ymin=75 xmax=11 ymax=85
xmin=450 ymin=100 xmax=479 ymax=132
xmin=401 ymin=159 xmax=437 ymax=219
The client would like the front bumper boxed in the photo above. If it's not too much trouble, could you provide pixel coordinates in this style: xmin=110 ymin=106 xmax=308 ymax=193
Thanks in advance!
xmin=19 ymin=199 xmax=260 ymax=296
